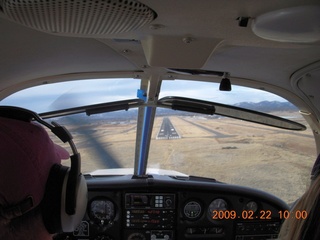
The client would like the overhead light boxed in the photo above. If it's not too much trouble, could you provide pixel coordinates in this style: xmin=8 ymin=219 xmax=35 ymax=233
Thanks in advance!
xmin=252 ymin=5 xmax=320 ymax=43
xmin=219 ymin=73 xmax=231 ymax=91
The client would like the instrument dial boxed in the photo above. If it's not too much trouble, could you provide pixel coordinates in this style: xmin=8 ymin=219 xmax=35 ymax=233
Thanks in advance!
xmin=128 ymin=233 xmax=146 ymax=240
xmin=245 ymin=201 xmax=258 ymax=213
xmin=183 ymin=201 xmax=202 ymax=219
xmin=208 ymin=198 xmax=228 ymax=220
xmin=90 ymin=199 xmax=115 ymax=225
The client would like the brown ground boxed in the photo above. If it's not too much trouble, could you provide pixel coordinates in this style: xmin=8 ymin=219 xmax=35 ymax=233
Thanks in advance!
xmin=56 ymin=112 xmax=316 ymax=204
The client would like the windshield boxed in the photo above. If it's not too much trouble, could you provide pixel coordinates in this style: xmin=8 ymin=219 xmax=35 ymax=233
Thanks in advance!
xmin=1 ymin=78 xmax=315 ymax=204
xmin=1 ymin=78 xmax=140 ymax=112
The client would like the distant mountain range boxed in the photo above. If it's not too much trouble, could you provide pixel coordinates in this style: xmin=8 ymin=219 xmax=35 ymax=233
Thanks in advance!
xmin=234 ymin=101 xmax=298 ymax=112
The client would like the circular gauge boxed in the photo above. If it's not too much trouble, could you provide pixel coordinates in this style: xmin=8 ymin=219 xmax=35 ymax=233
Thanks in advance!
xmin=183 ymin=201 xmax=202 ymax=219
xmin=208 ymin=198 xmax=228 ymax=220
xmin=128 ymin=233 xmax=146 ymax=240
xmin=90 ymin=199 xmax=115 ymax=224
xmin=245 ymin=201 xmax=258 ymax=213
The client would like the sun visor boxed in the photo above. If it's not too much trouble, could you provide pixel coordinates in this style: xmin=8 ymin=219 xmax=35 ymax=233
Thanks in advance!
xmin=141 ymin=35 xmax=223 ymax=69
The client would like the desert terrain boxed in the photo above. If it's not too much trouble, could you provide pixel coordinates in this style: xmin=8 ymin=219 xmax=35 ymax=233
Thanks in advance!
xmin=56 ymin=112 xmax=316 ymax=204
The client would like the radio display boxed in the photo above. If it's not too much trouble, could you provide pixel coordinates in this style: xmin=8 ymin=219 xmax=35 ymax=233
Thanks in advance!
xmin=125 ymin=193 xmax=176 ymax=229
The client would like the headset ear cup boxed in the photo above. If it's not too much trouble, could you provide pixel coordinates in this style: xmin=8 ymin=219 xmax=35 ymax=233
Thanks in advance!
xmin=42 ymin=164 xmax=88 ymax=234
xmin=42 ymin=164 xmax=69 ymax=233
xmin=60 ymin=174 xmax=87 ymax=232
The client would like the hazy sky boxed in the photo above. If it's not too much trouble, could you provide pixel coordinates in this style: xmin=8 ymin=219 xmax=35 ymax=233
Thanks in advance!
xmin=1 ymin=78 xmax=286 ymax=113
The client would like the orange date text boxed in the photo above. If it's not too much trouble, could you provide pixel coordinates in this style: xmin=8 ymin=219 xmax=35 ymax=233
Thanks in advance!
xmin=212 ymin=210 xmax=272 ymax=220
xmin=212 ymin=209 xmax=308 ymax=220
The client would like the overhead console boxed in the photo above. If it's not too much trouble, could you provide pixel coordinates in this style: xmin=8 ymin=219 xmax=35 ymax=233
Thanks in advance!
xmin=54 ymin=174 xmax=288 ymax=240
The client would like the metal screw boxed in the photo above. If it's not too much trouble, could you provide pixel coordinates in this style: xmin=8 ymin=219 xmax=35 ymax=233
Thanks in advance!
xmin=182 ymin=37 xmax=194 ymax=44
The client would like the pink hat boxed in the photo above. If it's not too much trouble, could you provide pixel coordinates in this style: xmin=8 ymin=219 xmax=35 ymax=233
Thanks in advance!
xmin=0 ymin=116 xmax=69 ymax=214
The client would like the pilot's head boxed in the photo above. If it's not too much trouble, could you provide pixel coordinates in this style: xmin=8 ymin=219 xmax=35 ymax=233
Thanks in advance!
xmin=0 ymin=116 xmax=69 ymax=240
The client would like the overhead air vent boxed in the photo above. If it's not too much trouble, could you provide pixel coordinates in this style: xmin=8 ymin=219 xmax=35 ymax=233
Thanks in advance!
xmin=2 ymin=0 xmax=156 ymax=36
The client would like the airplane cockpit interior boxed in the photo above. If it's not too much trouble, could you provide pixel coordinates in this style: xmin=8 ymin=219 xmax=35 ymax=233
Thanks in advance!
xmin=1 ymin=1 xmax=320 ymax=239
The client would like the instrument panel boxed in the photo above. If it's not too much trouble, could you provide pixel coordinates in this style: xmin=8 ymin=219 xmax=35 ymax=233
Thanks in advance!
xmin=54 ymin=174 xmax=288 ymax=240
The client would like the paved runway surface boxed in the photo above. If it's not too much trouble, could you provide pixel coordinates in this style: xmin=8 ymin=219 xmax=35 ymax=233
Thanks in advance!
xmin=156 ymin=117 xmax=181 ymax=139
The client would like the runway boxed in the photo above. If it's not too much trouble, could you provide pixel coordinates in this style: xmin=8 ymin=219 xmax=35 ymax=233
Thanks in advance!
xmin=156 ymin=117 xmax=181 ymax=139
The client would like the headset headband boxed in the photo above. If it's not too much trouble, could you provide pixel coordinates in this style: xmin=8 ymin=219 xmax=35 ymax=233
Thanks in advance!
xmin=0 ymin=106 xmax=80 ymax=215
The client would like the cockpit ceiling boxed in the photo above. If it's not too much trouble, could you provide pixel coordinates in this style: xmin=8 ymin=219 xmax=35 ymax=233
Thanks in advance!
xmin=0 ymin=0 xmax=320 ymax=113
xmin=1 ymin=0 xmax=319 ymax=40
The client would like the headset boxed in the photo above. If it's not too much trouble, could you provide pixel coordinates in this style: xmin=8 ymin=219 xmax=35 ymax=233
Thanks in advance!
xmin=0 ymin=106 xmax=87 ymax=233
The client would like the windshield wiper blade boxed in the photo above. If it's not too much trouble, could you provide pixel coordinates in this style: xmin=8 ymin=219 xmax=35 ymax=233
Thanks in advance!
xmin=86 ymin=99 xmax=143 ymax=115
xmin=159 ymin=96 xmax=216 ymax=115
xmin=39 ymin=99 xmax=144 ymax=118
xmin=158 ymin=96 xmax=306 ymax=131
